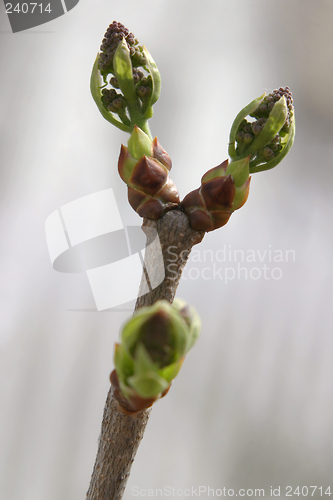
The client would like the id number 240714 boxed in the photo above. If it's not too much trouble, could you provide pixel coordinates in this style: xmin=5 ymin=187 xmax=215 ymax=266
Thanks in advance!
xmin=286 ymin=486 xmax=331 ymax=497
xmin=5 ymin=3 xmax=52 ymax=14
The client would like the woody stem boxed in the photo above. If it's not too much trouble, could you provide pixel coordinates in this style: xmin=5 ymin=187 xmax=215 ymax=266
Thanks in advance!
xmin=86 ymin=209 xmax=204 ymax=500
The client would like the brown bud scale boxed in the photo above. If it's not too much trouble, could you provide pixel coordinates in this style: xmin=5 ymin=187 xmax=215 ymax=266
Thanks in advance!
xmin=129 ymin=156 xmax=168 ymax=196
xmin=152 ymin=137 xmax=172 ymax=171
xmin=136 ymin=198 xmax=166 ymax=219
xmin=201 ymin=175 xmax=235 ymax=211
xmin=182 ymin=160 xmax=251 ymax=232
xmin=118 ymin=141 xmax=180 ymax=220
xmin=110 ymin=369 xmax=170 ymax=413
xmin=183 ymin=207 xmax=215 ymax=232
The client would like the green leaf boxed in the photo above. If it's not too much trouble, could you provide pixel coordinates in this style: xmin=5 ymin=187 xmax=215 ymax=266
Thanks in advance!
xmin=247 ymin=96 xmax=288 ymax=155
xmin=128 ymin=371 xmax=169 ymax=398
xmin=172 ymin=299 xmax=201 ymax=353
xmin=186 ymin=309 xmax=201 ymax=353
xmin=121 ymin=309 xmax=153 ymax=353
xmin=250 ymin=118 xmax=295 ymax=173
xmin=168 ymin=308 xmax=190 ymax=358
xmin=118 ymin=145 xmax=137 ymax=184
xmin=90 ymin=54 xmax=131 ymax=133
xmin=118 ymin=379 xmax=137 ymax=402
xmin=228 ymin=93 xmax=266 ymax=159
xmin=142 ymin=45 xmax=161 ymax=118
xmin=159 ymin=358 xmax=184 ymax=383
xmin=133 ymin=344 xmax=157 ymax=375
xmin=113 ymin=38 xmax=137 ymax=104
xmin=225 ymin=156 xmax=250 ymax=188
xmin=114 ymin=343 xmax=134 ymax=381
xmin=232 ymin=179 xmax=250 ymax=210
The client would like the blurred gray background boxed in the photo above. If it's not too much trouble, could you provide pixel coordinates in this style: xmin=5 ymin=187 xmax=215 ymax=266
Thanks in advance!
xmin=1 ymin=1 xmax=333 ymax=499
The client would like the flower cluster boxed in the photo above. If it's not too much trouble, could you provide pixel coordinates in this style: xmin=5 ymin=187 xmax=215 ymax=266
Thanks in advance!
xmin=229 ymin=87 xmax=295 ymax=173
xmin=98 ymin=22 xmax=154 ymax=112
xmin=98 ymin=21 xmax=145 ymax=75
xmin=251 ymin=87 xmax=294 ymax=128
xmin=91 ymin=21 xmax=161 ymax=136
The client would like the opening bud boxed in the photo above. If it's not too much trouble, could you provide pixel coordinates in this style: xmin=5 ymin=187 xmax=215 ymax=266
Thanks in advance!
xmin=113 ymin=300 xmax=201 ymax=410
xmin=228 ymin=87 xmax=295 ymax=173
xmin=91 ymin=21 xmax=162 ymax=137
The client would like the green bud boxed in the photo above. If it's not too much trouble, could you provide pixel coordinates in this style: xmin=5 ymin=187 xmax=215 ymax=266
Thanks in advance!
xmin=92 ymin=22 xmax=162 ymax=138
xmin=118 ymin=133 xmax=179 ymax=220
xmin=228 ymin=87 xmax=295 ymax=174
xmin=121 ymin=301 xmax=188 ymax=366
xmin=113 ymin=300 xmax=201 ymax=409
xmin=182 ymin=156 xmax=251 ymax=232
xmin=127 ymin=125 xmax=152 ymax=160
xmin=243 ymin=133 xmax=254 ymax=145
xmin=262 ymin=146 xmax=275 ymax=161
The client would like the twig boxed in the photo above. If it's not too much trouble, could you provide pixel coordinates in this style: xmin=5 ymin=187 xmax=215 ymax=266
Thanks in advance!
xmin=86 ymin=209 xmax=204 ymax=500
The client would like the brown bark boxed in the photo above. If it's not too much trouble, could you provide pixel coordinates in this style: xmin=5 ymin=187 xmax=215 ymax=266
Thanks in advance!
xmin=135 ymin=209 xmax=205 ymax=308
xmin=86 ymin=385 xmax=151 ymax=500
xmin=86 ymin=209 xmax=204 ymax=500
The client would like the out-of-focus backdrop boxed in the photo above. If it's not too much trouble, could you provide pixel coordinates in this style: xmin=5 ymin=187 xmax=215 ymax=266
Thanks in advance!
xmin=1 ymin=1 xmax=333 ymax=499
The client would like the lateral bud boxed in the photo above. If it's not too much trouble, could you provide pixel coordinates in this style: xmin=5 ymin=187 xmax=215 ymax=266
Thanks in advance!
xmin=112 ymin=300 xmax=201 ymax=412
xmin=118 ymin=127 xmax=179 ymax=219
xmin=181 ymin=157 xmax=251 ymax=232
